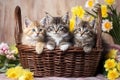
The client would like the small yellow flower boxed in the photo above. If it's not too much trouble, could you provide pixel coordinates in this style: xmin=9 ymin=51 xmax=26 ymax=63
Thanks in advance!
xmin=106 ymin=49 xmax=118 ymax=59
xmin=107 ymin=68 xmax=119 ymax=80
xmin=105 ymin=0 xmax=115 ymax=5
xmin=102 ymin=19 xmax=113 ymax=32
xmin=71 ymin=6 xmax=85 ymax=19
xmin=101 ymin=5 xmax=108 ymax=18
xmin=117 ymin=62 xmax=120 ymax=72
xmin=85 ymin=0 xmax=98 ymax=9
xmin=19 ymin=69 xmax=34 ymax=80
xmin=104 ymin=59 xmax=117 ymax=71
xmin=6 ymin=66 xmax=23 ymax=79
xmin=6 ymin=66 xmax=34 ymax=80
xmin=6 ymin=68 xmax=17 ymax=79
xmin=69 ymin=18 xmax=75 ymax=32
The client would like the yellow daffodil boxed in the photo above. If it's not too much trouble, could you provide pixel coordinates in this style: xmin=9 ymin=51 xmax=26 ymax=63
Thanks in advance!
xmin=85 ymin=0 xmax=98 ymax=9
xmin=102 ymin=19 xmax=113 ymax=32
xmin=70 ymin=6 xmax=85 ymax=32
xmin=101 ymin=5 xmax=108 ymax=18
xmin=117 ymin=62 xmax=120 ymax=72
xmin=71 ymin=6 xmax=85 ymax=19
xmin=106 ymin=49 xmax=118 ymax=59
xmin=6 ymin=67 xmax=17 ymax=79
xmin=104 ymin=59 xmax=117 ymax=71
xmin=6 ymin=66 xmax=23 ymax=79
xmin=69 ymin=18 xmax=75 ymax=32
xmin=6 ymin=66 xmax=34 ymax=80
xmin=14 ymin=66 xmax=23 ymax=76
xmin=107 ymin=68 xmax=119 ymax=80
xmin=19 ymin=69 xmax=34 ymax=80
xmin=105 ymin=0 xmax=115 ymax=5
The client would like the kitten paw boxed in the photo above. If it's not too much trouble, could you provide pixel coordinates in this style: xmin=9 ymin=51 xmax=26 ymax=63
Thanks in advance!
xmin=35 ymin=47 xmax=43 ymax=54
xmin=46 ymin=44 xmax=55 ymax=50
xmin=35 ymin=43 xmax=44 ymax=54
xmin=83 ymin=47 xmax=92 ymax=53
xmin=60 ymin=43 xmax=70 ymax=51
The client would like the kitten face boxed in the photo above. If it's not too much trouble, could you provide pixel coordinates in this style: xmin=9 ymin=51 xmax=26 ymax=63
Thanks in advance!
xmin=74 ymin=21 xmax=92 ymax=38
xmin=23 ymin=18 xmax=45 ymax=40
xmin=74 ymin=17 xmax=95 ymax=39
xmin=46 ymin=17 xmax=69 ymax=37
xmin=41 ymin=12 xmax=69 ymax=37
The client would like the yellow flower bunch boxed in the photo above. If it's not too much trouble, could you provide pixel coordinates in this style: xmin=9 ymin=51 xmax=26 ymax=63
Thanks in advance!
xmin=106 ymin=49 xmax=118 ymax=59
xmin=104 ymin=49 xmax=120 ymax=80
xmin=69 ymin=18 xmax=75 ymax=32
xmin=71 ymin=6 xmax=85 ymax=19
xmin=105 ymin=0 xmax=115 ymax=5
xmin=6 ymin=66 xmax=34 ymax=80
xmin=107 ymin=68 xmax=119 ymax=80
xmin=104 ymin=59 xmax=117 ymax=71
xmin=70 ymin=6 xmax=85 ymax=32
xmin=101 ymin=5 xmax=108 ymax=18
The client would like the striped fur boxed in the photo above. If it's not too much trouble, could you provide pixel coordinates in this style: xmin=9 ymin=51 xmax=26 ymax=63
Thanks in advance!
xmin=74 ymin=19 xmax=96 ymax=53
xmin=22 ymin=18 xmax=45 ymax=54
xmin=41 ymin=13 xmax=71 ymax=51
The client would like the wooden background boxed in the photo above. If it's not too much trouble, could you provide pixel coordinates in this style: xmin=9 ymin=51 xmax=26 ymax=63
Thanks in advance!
xmin=0 ymin=0 xmax=119 ymax=44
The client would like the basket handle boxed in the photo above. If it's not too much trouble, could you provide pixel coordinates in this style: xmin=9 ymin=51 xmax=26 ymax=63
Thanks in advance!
xmin=96 ymin=8 xmax=102 ymax=49
xmin=14 ymin=6 xmax=22 ymax=45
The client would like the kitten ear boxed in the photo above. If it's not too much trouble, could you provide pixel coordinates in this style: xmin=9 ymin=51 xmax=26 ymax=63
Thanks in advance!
xmin=75 ymin=16 xmax=81 ymax=26
xmin=40 ymin=12 xmax=53 ymax=26
xmin=89 ymin=19 xmax=95 ymax=28
xmin=62 ymin=12 xmax=69 ymax=24
xmin=24 ymin=17 xmax=32 ymax=27
xmin=89 ymin=19 xmax=97 ymax=33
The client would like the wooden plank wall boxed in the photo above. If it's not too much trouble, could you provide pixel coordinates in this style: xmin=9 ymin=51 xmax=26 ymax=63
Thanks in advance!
xmin=0 ymin=0 xmax=119 ymax=44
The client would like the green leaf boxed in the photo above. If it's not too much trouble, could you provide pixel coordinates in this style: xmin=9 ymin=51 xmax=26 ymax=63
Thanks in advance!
xmin=0 ymin=66 xmax=7 ymax=73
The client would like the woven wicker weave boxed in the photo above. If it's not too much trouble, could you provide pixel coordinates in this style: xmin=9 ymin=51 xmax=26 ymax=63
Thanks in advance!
xmin=14 ymin=6 xmax=103 ymax=77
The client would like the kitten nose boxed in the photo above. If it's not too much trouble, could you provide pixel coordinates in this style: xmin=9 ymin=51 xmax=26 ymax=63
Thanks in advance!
xmin=81 ymin=31 xmax=85 ymax=36
xmin=37 ymin=33 xmax=39 ymax=36
xmin=55 ymin=30 xmax=57 ymax=33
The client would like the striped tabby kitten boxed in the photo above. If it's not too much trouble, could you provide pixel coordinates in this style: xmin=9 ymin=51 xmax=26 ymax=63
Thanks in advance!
xmin=40 ymin=12 xmax=71 ymax=51
xmin=74 ymin=17 xmax=96 ymax=53
xmin=22 ymin=17 xmax=45 ymax=54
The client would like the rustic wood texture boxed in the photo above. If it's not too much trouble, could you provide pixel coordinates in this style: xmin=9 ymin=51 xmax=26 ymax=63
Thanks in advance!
xmin=0 ymin=0 xmax=119 ymax=44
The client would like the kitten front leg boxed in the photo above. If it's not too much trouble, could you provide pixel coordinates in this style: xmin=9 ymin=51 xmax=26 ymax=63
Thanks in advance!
xmin=35 ymin=42 xmax=45 ymax=54
xmin=59 ymin=42 xmax=70 ymax=51
xmin=82 ymin=41 xmax=93 ymax=53
xmin=82 ymin=43 xmax=92 ymax=53
xmin=74 ymin=39 xmax=82 ymax=47
xmin=83 ymin=46 xmax=92 ymax=53
xmin=46 ymin=40 xmax=56 ymax=50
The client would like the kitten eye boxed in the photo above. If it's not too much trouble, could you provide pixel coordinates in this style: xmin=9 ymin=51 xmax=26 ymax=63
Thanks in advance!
xmin=39 ymin=29 xmax=42 ymax=32
xmin=47 ymin=28 xmax=52 ymax=31
xmin=61 ymin=27 xmax=64 ymax=30
xmin=32 ymin=29 xmax=35 ymax=32
xmin=78 ymin=28 xmax=81 ymax=31
xmin=85 ymin=29 xmax=89 ymax=32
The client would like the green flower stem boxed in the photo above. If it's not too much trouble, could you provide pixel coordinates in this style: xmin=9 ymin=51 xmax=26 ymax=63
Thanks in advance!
xmin=85 ymin=10 xmax=97 ymax=18
xmin=0 ymin=59 xmax=8 ymax=72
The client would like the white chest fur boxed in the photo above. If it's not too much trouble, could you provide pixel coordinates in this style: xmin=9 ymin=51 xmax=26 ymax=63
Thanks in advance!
xmin=48 ymin=33 xmax=68 ymax=46
xmin=52 ymin=36 xmax=62 ymax=46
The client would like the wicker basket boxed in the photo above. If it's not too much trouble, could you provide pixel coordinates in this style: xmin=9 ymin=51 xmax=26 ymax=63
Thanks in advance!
xmin=14 ymin=6 xmax=103 ymax=77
